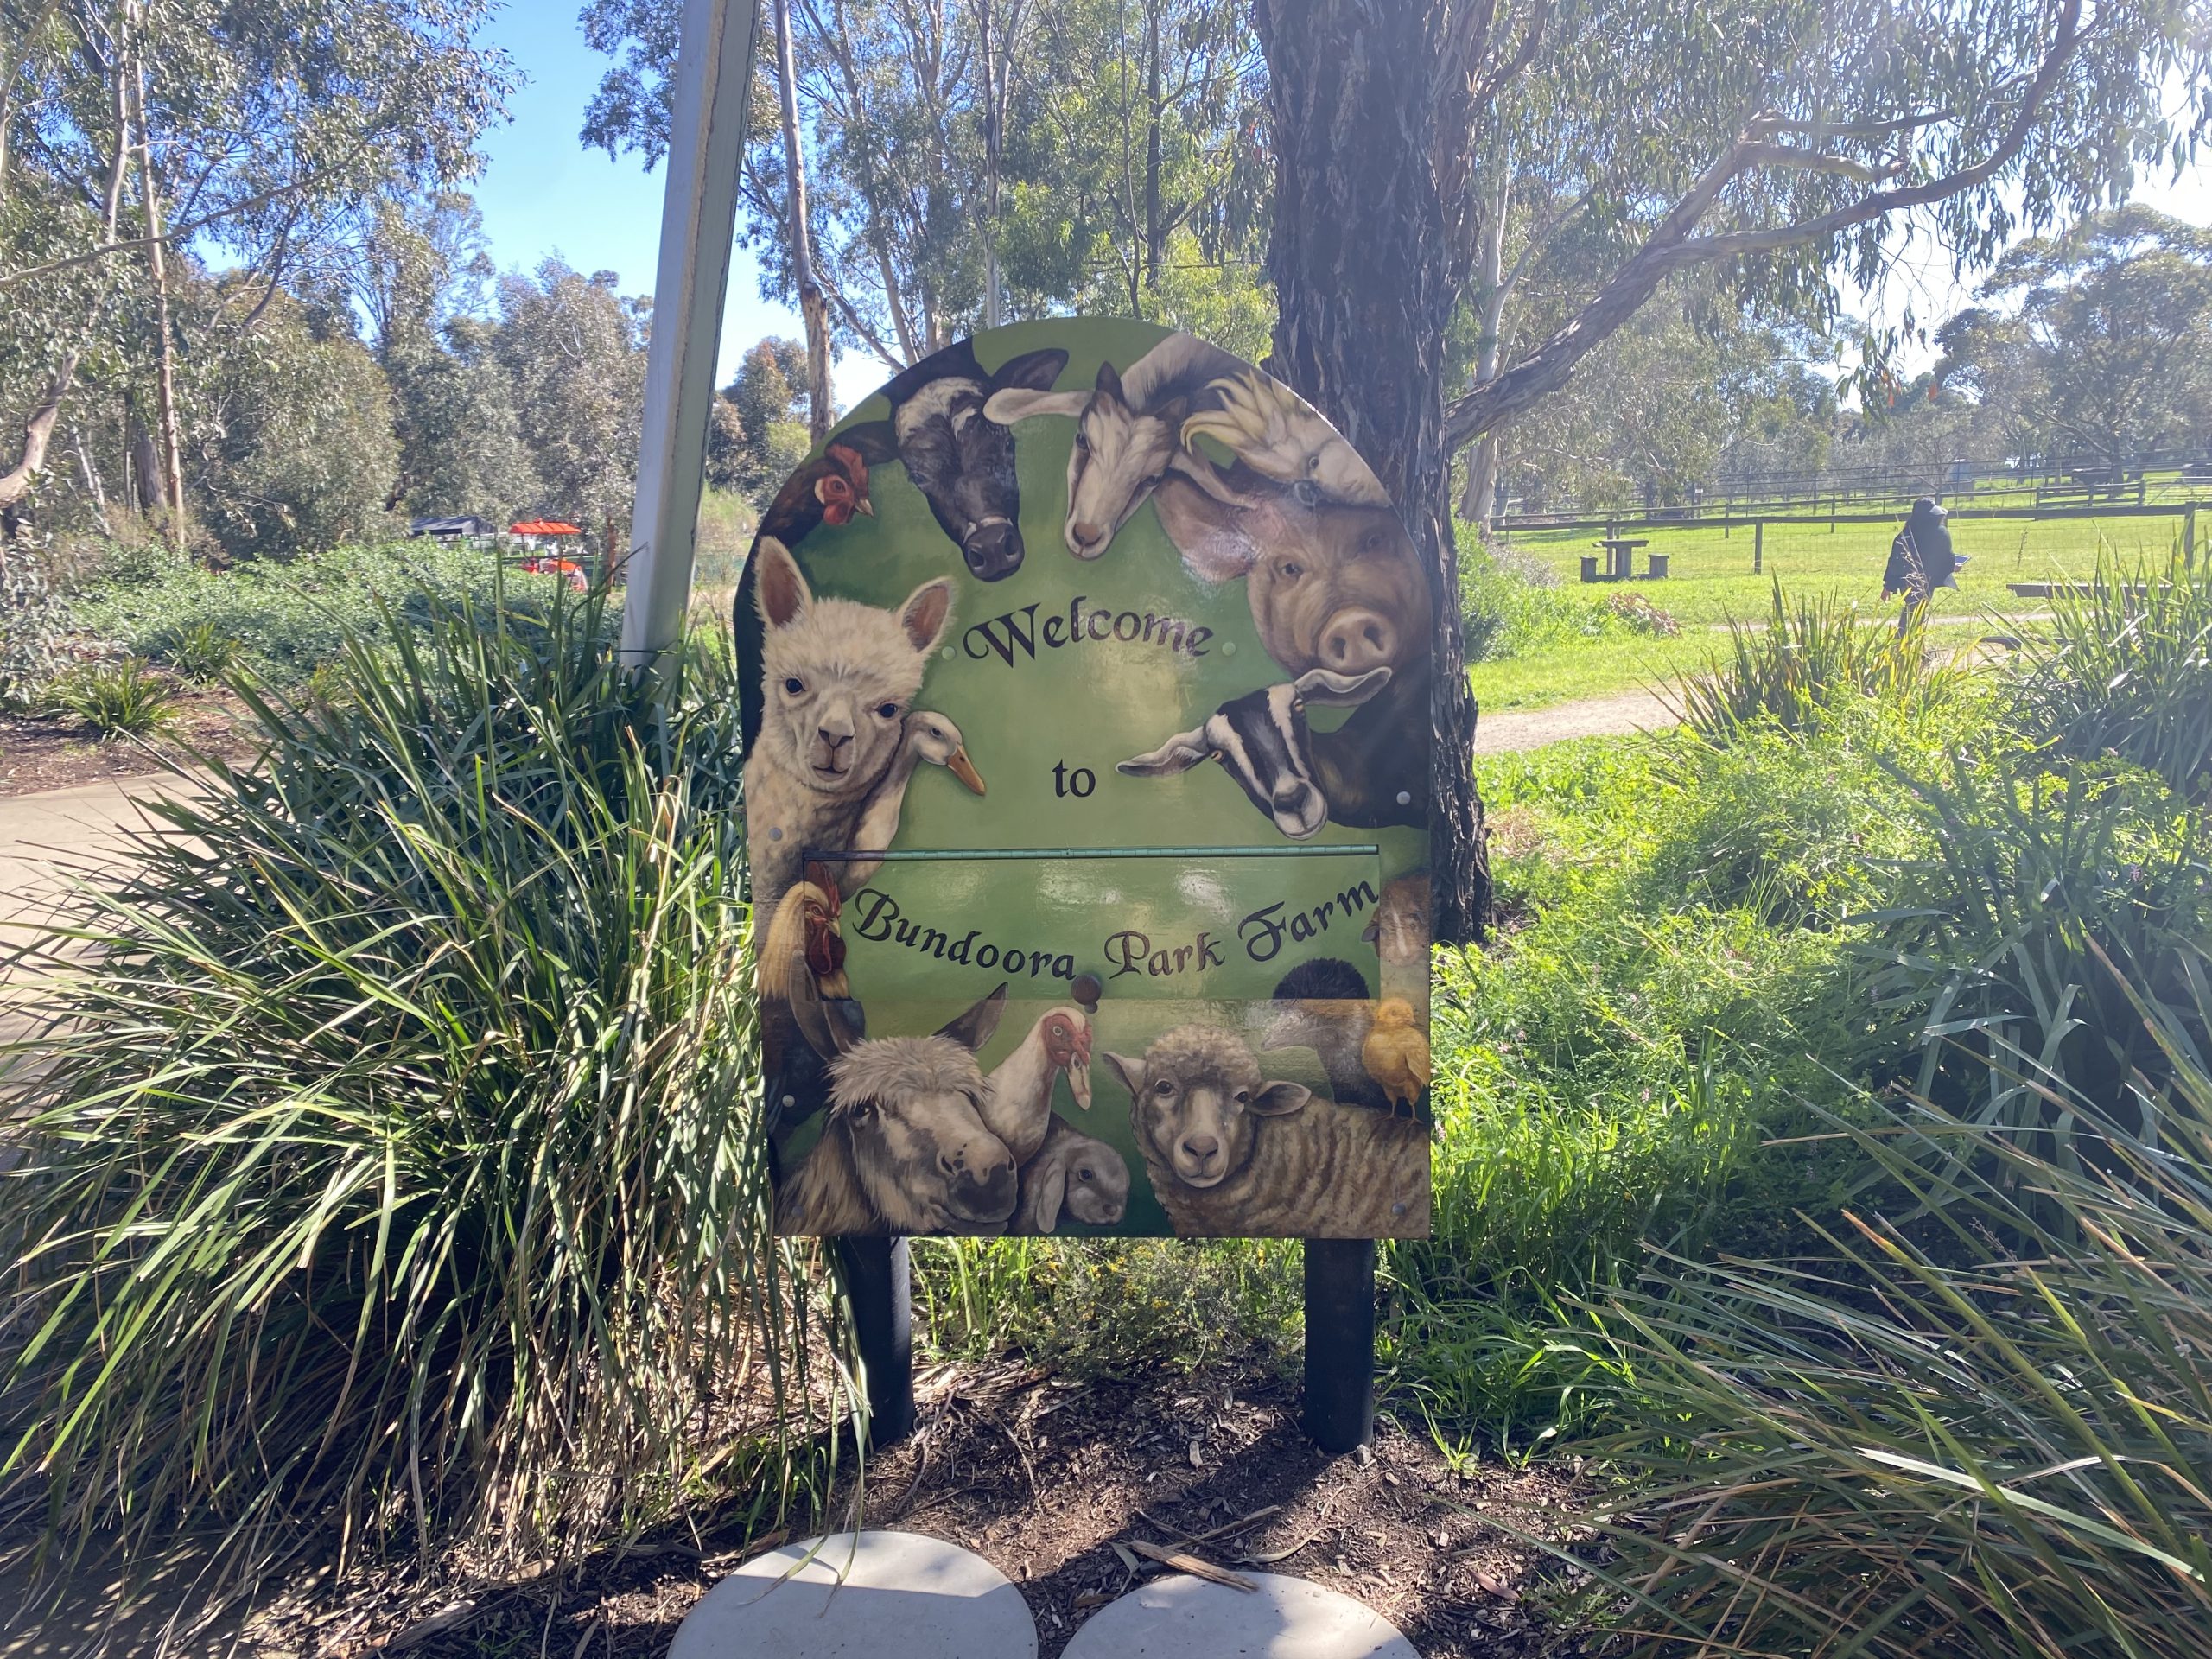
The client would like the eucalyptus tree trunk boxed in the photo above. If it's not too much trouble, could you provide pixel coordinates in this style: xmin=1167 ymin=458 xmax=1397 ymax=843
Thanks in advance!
xmin=1457 ymin=178 xmax=1510 ymax=526
xmin=0 ymin=41 xmax=130 ymax=543
xmin=772 ymin=0 xmax=832 ymax=442
xmin=127 ymin=41 xmax=186 ymax=532
xmin=1255 ymin=0 xmax=1491 ymax=944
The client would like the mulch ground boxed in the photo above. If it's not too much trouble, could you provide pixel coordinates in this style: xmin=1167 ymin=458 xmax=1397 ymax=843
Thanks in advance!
xmin=244 ymin=1357 xmax=1595 ymax=1659
xmin=0 ymin=683 xmax=256 ymax=799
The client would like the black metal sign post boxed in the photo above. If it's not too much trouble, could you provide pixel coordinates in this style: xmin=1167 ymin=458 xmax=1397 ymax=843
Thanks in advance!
xmin=836 ymin=1236 xmax=917 ymax=1446
xmin=840 ymin=1234 xmax=1376 ymax=1455
xmin=1303 ymin=1238 xmax=1376 ymax=1452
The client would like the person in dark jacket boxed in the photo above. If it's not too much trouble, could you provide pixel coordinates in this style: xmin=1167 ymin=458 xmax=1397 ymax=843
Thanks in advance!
xmin=1883 ymin=496 xmax=1962 ymax=632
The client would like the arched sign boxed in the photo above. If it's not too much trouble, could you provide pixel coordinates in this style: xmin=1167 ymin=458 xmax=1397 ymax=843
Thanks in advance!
xmin=736 ymin=321 xmax=1432 ymax=1240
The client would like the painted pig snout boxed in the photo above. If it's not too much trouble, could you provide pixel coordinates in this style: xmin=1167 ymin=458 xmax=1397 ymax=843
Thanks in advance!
xmin=1319 ymin=607 xmax=1397 ymax=674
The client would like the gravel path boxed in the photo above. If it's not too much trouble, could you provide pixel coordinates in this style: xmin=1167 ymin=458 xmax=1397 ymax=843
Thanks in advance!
xmin=1474 ymin=687 xmax=1677 ymax=753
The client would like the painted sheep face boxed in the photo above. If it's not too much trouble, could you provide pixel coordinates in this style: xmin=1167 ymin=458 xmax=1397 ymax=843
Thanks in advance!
xmin=754 ymin=537 xmax=952 ymax=797
xmin=1153 ymin=480 xmax=1431 ymax=678
xmin=832 ymin=1035 xmax=1018 ymax=1231
xmin=1106 ymin=1028 xmax=1310 ymax=1190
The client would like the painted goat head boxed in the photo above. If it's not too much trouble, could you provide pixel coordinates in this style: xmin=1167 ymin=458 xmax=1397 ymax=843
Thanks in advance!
xmin=1116 ymin=665 xmax=1391 ymax=839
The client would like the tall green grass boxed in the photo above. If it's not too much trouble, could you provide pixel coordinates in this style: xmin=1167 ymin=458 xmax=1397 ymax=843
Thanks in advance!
xmin=2015 ymin=546 xmax=2212 ymax=803
xmin=1554 ymin=944 xmax=2212 ymax=1659
xmin=48 ymin=656 xmax=179 ymax=737
xmin=1675 ymin=579 xmax=1961 ymax=738
xmin=0 ymin=582 xmax=840 ymax=1619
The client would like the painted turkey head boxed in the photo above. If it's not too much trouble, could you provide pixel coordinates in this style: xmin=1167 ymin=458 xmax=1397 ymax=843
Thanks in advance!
xmin=1042 ymin=1008 xmax=1094 ymax=1109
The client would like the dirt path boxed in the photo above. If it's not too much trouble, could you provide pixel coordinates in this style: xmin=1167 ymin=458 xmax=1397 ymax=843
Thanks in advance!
xmin=1474 ymin=687 xmax=1676 ymax=753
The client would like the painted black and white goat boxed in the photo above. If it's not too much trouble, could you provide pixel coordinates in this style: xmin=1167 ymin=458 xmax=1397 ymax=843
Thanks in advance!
xmin=840 ymin=340 xmax=1067 ymax=582
xmin=983 ymin=331 xmax=1247 ymax=560
xmin=1115 ymin=665 xmax=1403 ymax=838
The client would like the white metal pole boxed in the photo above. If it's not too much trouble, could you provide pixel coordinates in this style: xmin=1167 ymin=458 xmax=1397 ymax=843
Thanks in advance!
xmin=620 ymin=0 xmax=762 ymax=674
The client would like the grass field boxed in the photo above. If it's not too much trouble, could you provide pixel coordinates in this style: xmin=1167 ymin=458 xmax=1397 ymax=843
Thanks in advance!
xmin=1471 ymin=508 xmax=2195 ymax=710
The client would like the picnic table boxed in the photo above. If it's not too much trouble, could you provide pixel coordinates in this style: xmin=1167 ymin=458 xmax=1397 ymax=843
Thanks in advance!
xmin=1581 ymin=537 xmax=1659 ymax=582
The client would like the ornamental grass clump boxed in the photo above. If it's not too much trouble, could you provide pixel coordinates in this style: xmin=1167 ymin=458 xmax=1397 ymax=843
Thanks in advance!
xmin=1677 ymin=579 xmax=1961 ymax=738
xmin=1552 ymin=944 xmax=2212 ymax=1659
xmin=49 ymin=655 xmax=178 ymax=736
xmin=2014 ymin=544 xmax=2212 ymax=803
xmin=0 ymin=582 xmax=838 ymax=1619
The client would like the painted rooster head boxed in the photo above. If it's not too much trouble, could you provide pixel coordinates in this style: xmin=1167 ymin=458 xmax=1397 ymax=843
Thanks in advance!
xmin=800 ymin=880 xmax=848 ymax=994
xmin=814 ymin=442 xmax=875 ymax=527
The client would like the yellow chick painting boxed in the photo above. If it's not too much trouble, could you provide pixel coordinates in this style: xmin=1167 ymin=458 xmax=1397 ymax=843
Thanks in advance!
xmin=1361 ymin=998 xmax=1430 ymax=1115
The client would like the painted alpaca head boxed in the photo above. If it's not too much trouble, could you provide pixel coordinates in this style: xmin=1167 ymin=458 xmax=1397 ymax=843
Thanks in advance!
xmin=754 ymin=537 xmax=953 ymax=798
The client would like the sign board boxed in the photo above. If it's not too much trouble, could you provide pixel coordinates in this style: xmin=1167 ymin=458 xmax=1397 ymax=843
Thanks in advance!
xmin=736 ymin=321 xmax=1432 ymax=1240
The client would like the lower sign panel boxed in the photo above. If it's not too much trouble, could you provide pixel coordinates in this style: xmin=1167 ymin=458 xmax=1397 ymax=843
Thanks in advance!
xmin=766 ymin=850 xmax=1431 ymax=1239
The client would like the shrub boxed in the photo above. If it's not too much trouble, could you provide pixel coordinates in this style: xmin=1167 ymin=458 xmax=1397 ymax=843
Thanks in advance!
xmin=67 ymin=537 xmax=524 ymax=685
xmin=2013 ymin=545 xmax=2212 ymax=803
xmin=0 ymin=537 xmax=70 ymax=711
xmin=1459 ymin=531 xmax=1624 ymax=664
xmin=1558 ymin=949 xmax=2212 ymax=1659
xmin=0 ymin=582 xmax=830 ymax=1618
xmin=1855 ymin=744 xmax=2209 ymax=1136
xmin=1676 ymin=579 xmax=1960 ymax=738
xmin=151 ymin=617 xmax=243 ymax=681
xmin=1604 ymin=590 xmax=1681 ymax=637
xmin=50 ymin=656 xmax=178 ymax=736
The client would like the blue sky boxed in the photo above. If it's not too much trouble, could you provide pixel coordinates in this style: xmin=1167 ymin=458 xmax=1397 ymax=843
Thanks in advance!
xmin=471 ymin=4 xmax=821 ymax=397
xmin=471 ymin=7 xmax=2211 ymax=404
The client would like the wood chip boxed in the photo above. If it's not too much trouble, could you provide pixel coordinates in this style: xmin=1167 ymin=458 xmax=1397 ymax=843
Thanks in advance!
xmin=1073 ymin=1591 xmax=1112 ymax=1611
xmin=1474 ymin=1567 xmax=1522 ymax=1603
xmin=1125 ymin=1538 xmax=1257 ymax=1592
xmin=1109 ymin=1541 xmax=1141 ymax=1573
xmin=377 ymin=1600 xmax=477 ymax=1653
xmin=1188 ymin=1438 xmax=1204 ymax=1468
xmin=1239 ymin=1528 xmax=1325 ymax=1566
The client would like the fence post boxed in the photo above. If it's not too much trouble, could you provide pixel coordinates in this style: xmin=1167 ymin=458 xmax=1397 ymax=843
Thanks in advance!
xmin=1754 ymin=520 xmax=1764 ymax=575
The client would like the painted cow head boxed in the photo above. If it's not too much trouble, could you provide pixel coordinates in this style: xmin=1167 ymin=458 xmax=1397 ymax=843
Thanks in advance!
xmin=841 ymin=341 xmax=1068 ymax=582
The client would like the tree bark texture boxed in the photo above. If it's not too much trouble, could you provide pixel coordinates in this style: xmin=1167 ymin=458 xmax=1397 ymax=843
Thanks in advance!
xmin=0 ymin=44 xmax=131 ymax=543
xmin=1456 ymin=179 xmax=1510 ymax=525
xmin=127 ymin=45 xmax=186 ymax=528
xmin=1255 ymin=0 xmax=1491 ymax=944
xmin=773 ymin=0 xmax=834 ymax=442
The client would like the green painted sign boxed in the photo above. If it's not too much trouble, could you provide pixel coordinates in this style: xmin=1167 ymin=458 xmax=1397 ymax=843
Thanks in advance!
xmin=738 ymin=320 xmax=1432 ymax=1240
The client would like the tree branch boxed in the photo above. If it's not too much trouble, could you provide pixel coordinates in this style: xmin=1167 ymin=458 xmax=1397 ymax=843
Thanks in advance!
xmin=0 ymin=151 xmax=365 ymax=289
xmin=1444 ymin=0 xmax=2085 ymax=449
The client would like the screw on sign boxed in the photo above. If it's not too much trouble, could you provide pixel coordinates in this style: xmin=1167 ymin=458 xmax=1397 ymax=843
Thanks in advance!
xmin=732 ymin=322 xmax=1433 ymax=1448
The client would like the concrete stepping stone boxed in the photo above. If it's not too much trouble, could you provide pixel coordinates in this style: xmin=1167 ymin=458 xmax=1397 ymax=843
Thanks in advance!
xmin=1060 ymin=1571 xmax=1419 ymax=1658
xmin=671 ymin=1529 xmax=1037 ymax=1659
